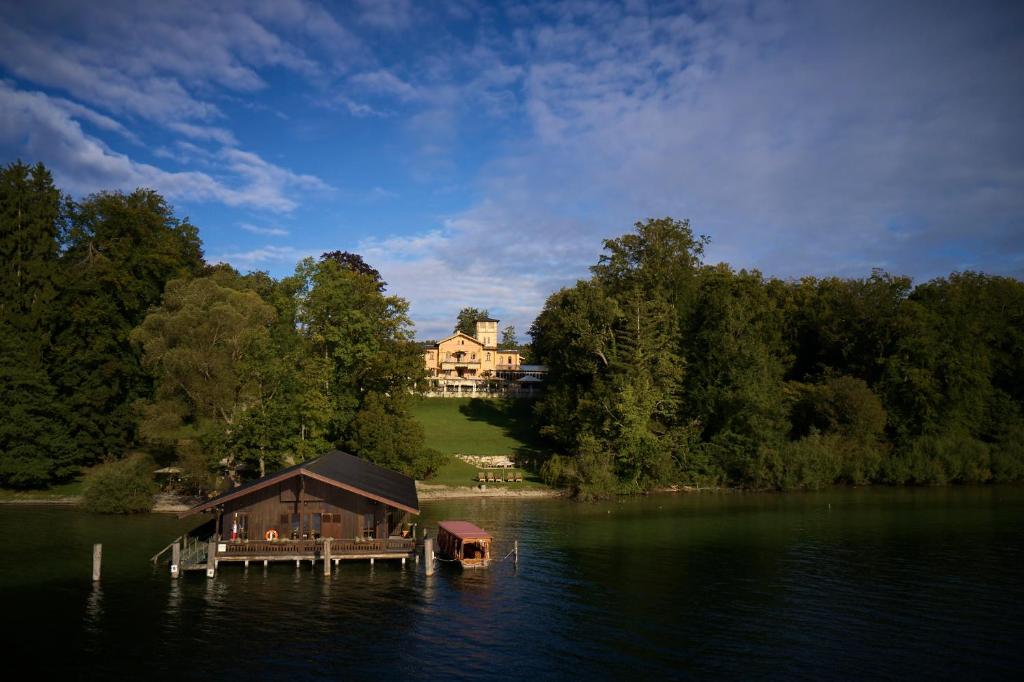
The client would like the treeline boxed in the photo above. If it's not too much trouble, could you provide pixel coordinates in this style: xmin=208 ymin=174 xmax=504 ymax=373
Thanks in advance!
xmin=531 ymin=218 xmax=1024 ymax=498
xmin=0 ymin=161 xmax=440 ymax=492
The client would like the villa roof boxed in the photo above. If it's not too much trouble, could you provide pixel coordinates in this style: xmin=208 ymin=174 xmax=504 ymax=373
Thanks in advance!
xmin=181 ymin=450 xmax=420 ymax=517
xmin=433 ymin=331 xmax=484 ymax=346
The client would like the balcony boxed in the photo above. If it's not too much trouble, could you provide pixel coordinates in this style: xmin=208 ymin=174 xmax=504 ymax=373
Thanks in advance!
xmin=441 ymin=360 xmax=480 ymax=369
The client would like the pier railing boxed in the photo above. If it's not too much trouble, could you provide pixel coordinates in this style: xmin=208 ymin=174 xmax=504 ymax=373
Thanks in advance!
xmin=215 ymin=537 xmax=416 ymax=558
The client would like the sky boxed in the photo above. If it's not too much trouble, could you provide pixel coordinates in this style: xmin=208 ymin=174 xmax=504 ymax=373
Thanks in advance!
xmin=1 ymin=0 xmax=1022 ymax=340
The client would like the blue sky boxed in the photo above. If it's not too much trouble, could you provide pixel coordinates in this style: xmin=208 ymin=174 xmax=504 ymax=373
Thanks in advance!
xmin=1 ymin=0 xmax=1022 ymax=339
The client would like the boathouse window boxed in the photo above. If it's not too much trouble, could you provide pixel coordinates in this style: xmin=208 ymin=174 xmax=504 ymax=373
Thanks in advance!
xmin=310 ymin=513 xmax=322 ymax=539
xmin=363 ymin=512 xmax=375 ymax=538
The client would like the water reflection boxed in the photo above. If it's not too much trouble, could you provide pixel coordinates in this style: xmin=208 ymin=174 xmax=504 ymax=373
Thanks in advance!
xmin=85 ymin=583 xmax=103 ymax=630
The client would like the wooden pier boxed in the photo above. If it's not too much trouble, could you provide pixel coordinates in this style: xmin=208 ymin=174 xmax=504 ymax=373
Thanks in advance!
xmin=155 ymin=535 xmax=418 ymax=574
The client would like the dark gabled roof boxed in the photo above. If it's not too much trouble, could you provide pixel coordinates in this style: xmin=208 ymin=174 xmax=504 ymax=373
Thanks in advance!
xmin=181 ymin=450 xmax=419 ymax=517
xmin=439 ymin=520 xmax=492 ymax=540
xmin=476 ymin=317 xmax=500 ymax=323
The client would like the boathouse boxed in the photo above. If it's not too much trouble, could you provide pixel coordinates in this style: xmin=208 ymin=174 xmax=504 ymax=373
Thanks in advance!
xmin=170 ymin=450 xmax=420 ymax=572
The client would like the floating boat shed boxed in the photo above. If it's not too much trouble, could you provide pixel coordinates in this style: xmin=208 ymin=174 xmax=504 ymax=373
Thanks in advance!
xmin=163 ymin=450 xmax=420 ymax=575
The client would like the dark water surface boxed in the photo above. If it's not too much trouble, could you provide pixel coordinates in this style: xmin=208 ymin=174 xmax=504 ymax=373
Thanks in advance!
xmin=3 ymin=487 xmax=1022 ymax=680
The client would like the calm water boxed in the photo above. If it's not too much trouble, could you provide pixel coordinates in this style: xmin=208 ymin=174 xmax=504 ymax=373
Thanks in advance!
xmin=3 ymin=487 xmax=1023 ymax=680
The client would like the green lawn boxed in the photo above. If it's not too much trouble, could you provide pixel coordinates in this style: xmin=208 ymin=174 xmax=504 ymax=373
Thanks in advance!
xmin=411 ymin=397 xmax=544 ymax=455
xmin=410 ymin=397 xmax=551 ymax=488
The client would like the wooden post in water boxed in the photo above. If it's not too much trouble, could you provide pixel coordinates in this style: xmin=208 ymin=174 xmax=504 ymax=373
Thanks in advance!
xmin=171 ymin=542 xmax=180 ymax=579
xmin=323 ymin=539 xmax=332 ymax=576
xmin=514 ymin=540 xmax=519 ymax=569
xmin=92 ymin=544 xmax=102 ymax=582
xmin=424 ymin=537 xmax=434 ymax=576
xmin=206 ymin=540 xmax=216 ymax=578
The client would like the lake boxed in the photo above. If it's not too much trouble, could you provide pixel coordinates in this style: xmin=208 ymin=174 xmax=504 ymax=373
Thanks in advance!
xmin=3 ymin=486 xmax=1022 ymax=680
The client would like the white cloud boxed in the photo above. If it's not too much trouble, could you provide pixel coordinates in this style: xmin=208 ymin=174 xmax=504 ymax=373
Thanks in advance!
xmin=354 ymin=0 xmax=415 ymax=31
xmin=0 ymin=81 xmax=329 ymax=213
xmin=210 ymin=244 xmax=319 ymax=272
xmin=348 ymin=0 xmax=1024 ymax=337
xmin=350 ymin=69 xmax=421 ymax=102
xmin=167 ymin=123 xmax=239 ymax=147
xmin=240 ymin=223 xmax=290 ymax=236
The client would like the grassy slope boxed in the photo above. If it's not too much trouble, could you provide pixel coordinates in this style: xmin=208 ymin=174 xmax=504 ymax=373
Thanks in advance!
xmin=410 ymin=397 xmax=550 ymax=488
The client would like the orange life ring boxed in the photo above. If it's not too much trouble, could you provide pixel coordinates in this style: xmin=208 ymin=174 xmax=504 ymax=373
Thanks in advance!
xmin=265 ymin=529 xmax=279 ymax=541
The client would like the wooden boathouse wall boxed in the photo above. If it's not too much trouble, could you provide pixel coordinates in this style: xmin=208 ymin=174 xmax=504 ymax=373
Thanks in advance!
xmin=218 ymin=475 xmax=407 ymax=541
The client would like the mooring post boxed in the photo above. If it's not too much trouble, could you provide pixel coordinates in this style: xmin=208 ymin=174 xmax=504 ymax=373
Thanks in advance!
xmin=171 ymin=542 xmax=180 ymax=579
xmin=424 ymin=537 xmax=434 ymax=576
xmin=323 ymin=539 xmax=332 ymax=576
xmin=206 ymin=540 xmax=216 ymax=578
xmin=92 ymin=543 xmax=102 ymax=582
xmin=514 ymin=540 xmax=519 ymax=569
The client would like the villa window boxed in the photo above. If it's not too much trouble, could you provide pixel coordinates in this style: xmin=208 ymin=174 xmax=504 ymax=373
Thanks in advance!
xmin=486 ymin=352 xmax=491 ymax=360
xmin=471 ymin=353 xmax=476 ymax=359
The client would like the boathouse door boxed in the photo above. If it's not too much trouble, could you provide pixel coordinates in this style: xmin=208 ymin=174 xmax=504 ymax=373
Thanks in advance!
xmin=322 ymin=513 xmax=341 ymax=539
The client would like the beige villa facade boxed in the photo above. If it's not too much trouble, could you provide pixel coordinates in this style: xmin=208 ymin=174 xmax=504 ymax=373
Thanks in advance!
xmin=422 ymin=318 xmax=543 ymax=396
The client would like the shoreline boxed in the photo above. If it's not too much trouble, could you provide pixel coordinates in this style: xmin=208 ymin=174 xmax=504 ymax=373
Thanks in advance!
xmin=416 ymin=483 xmax=563 ymax=500
xmin=0 ymin=486 xmax=564 ymax=511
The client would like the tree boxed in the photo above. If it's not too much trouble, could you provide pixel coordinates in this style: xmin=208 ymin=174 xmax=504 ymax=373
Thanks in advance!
xmin=346 ymin=392 xmax=444 ymax=478
xmin=454 ymin=307 xmax=489 ymax=336
xmin=52 ymin=189 xmax=204 ymax=465
xmin=499 ymin=325 xmax=518 ymax=349
xmin=0 ymin=325 xmax=75 ymax=487
xmin=0 ymin=161 xmax=73 ymax=487
xmin=320 ymin=250 xmax=385 ymax=289
xmin=0 ymin=161 xmax=64 ymax=340
xmin=532 ymin=218 xmax=707 ymax=495
xmin=131 ymin=270 xmax=279 ymax=479
xmin=289 ymin=257 xmax=436 ymax=474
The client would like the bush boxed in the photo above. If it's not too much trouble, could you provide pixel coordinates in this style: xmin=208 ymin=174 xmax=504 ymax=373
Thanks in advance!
xmin=885 ymin=430 xmax=992 ymax=485
xmin=989 ymin=423 xmax=1024 ymax=483
xmin=746 ymin=434 xmax=842 ymax=490
xmin=83 ymin=454 xmax=158 ymax=513
xmin=540 ymin=437 xmax=620 ymax=501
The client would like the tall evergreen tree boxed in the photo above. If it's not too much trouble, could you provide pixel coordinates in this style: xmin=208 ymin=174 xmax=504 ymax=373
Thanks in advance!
xmin=52 ymin=189 xmax=204 ymax=465
xmin=0 ymin=161 xmax=73 ymax=487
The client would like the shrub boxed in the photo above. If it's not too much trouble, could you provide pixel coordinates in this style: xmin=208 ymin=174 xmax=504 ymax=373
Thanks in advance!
xmin=83 ymin=454 xmax=158 ymax=514
xmin=540 ymin=436 xmax=620 ymax=500
xmin=992 ymin=426 xmax=1024 ymax=482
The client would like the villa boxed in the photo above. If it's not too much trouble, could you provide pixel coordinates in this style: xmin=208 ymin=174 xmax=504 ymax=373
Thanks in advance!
xmin=421 ymin=317 xmax=546 ymax=396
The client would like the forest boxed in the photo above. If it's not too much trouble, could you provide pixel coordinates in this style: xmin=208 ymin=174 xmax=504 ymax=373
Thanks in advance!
xmin=3 ymin=161 xmax=1023 ymax=502
xmin=0 ymin=161 xmax=442 ymax=497
xmin=531 ymin=218 xmax=1024 ymax=498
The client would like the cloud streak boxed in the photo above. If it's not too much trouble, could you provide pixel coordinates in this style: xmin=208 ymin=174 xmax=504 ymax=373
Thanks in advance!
xmin=0 ymin=82 xmax=329 ymax=212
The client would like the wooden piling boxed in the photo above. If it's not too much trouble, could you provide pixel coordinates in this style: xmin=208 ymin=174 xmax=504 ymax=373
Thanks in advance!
xmin=92 ymin=543 xmax=102 ymax=582
xmin=206 ymin=540 xmax=216 ymax=578
xmin=323 ymin=539 xmax=332 ymax=576
xmin=171 ymin=542 xmax=180 ymax=579
xmin=514 ymin=540 xmax=519 ymax=568
xmin=424 ymin=537 xmax=434 ymax=576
